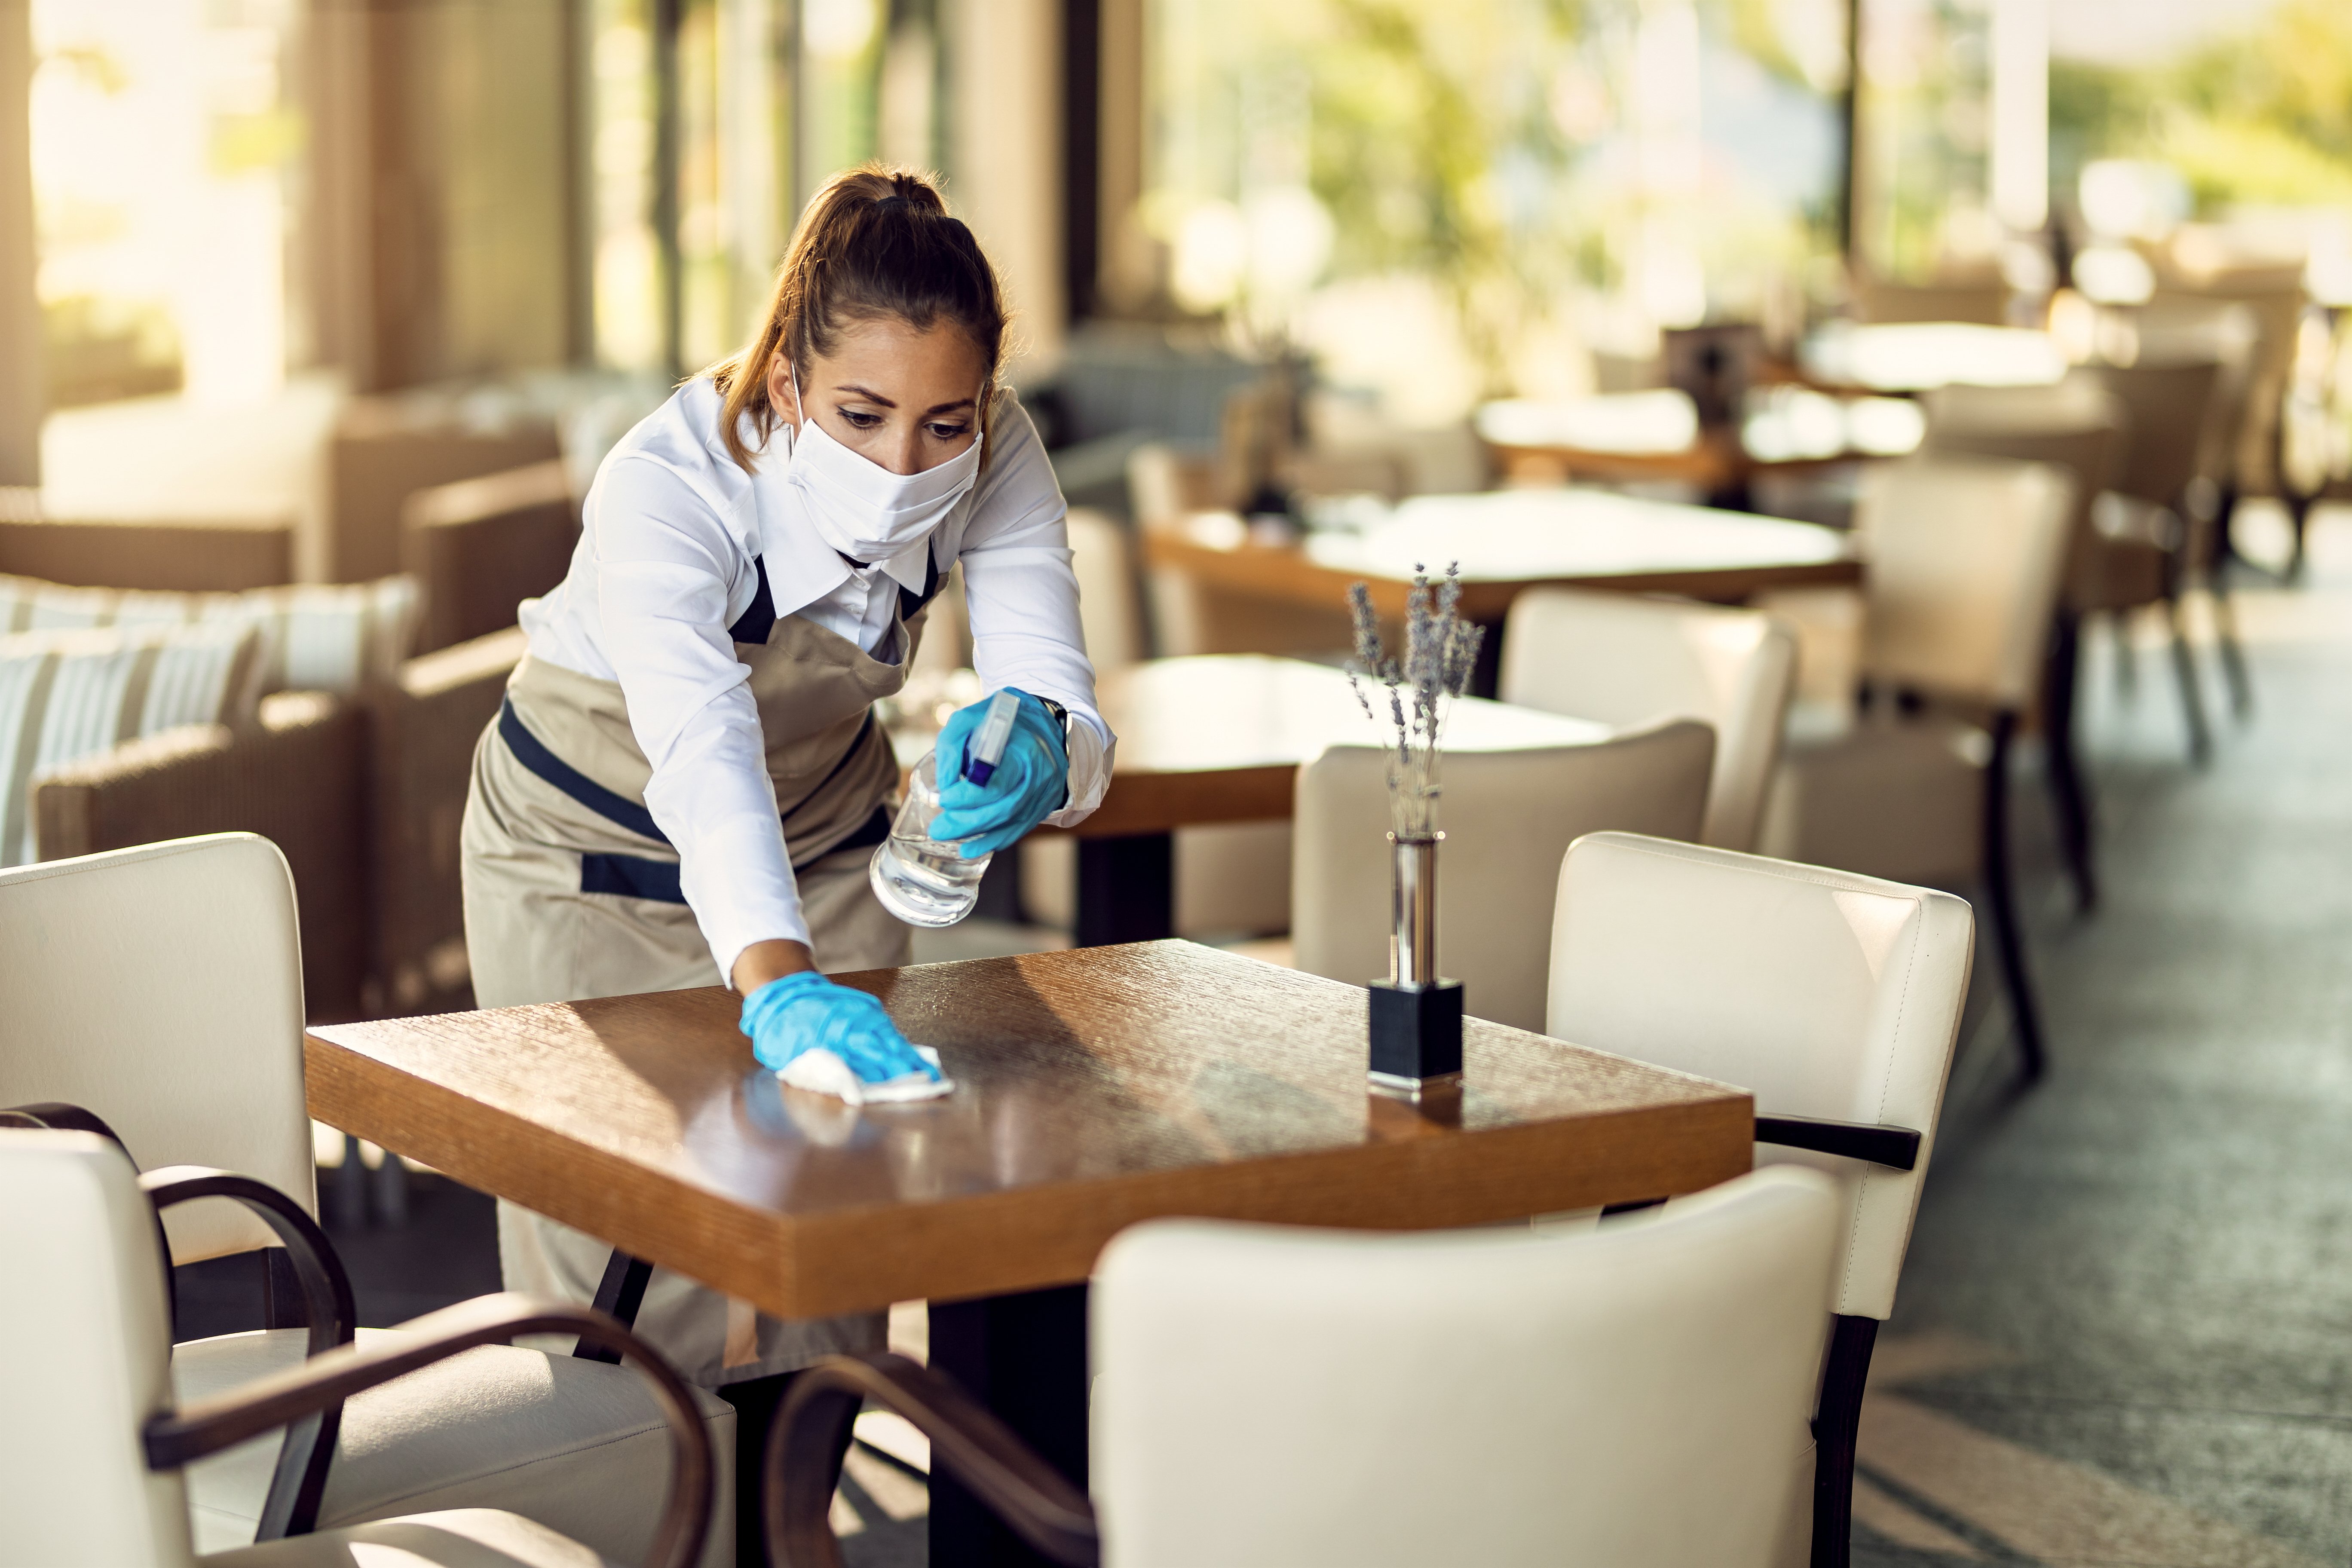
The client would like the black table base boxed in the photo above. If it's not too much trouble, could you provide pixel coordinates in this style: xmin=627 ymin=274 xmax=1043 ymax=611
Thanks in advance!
xmin=928 ymin=1285 xmax=1091 ymax=1568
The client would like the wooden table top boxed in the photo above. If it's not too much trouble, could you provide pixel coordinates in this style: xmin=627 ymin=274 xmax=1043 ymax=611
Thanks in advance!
xmin=307 ymin=943 xmax=1753 ymax=1318
xmin=1065 ymin=655 xmax=1607 ymax=838
xmin=1797 ymin=322 xmax=2067 ymax=393
xmin=1145 ymin=487 xmax=1859 ymax=622
xmin=1476 ymin=392 xmax=1924 ymax=488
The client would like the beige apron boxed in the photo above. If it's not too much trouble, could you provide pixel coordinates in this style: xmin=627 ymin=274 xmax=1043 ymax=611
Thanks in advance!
xmin=460 ymin=594 xmax=928 ymax=1388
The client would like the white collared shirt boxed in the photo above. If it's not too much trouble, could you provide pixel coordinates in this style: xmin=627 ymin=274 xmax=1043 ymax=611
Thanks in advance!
xmin=520 ymin=377 xmax=1113 ymax=977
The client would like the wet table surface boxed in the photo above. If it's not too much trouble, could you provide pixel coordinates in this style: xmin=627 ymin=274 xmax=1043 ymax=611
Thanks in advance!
xmin=305 ymin=941 xmax=1755 ymax=1318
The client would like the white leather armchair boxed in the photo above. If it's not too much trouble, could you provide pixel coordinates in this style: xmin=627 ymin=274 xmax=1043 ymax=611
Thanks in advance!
xmin=761 ymin=1167 xmax=1842 ymax=1568
xmin=1499 ymin=587 xmax=1797 ymax=851
xmin=0 ymin=1130 xmax=712 ymax=1568
xmin=1291 ymin=722 xmax=1713 ymax=1031
xmin=1755 ymin=453 xmax=2072 ymax=1079
xmin=0 ymin=836 xmax=737 ymax=1565
xmin=1549 ymin=830 xmax=1976 ymax=1568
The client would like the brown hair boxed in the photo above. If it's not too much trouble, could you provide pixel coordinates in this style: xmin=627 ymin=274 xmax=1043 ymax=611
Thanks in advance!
xmin=709 ymin=165 xmax=1009 ymax=473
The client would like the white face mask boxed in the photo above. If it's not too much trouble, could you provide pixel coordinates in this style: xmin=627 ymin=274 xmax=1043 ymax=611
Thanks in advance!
xmin=782 ymin=364 xmax=985 ymax=566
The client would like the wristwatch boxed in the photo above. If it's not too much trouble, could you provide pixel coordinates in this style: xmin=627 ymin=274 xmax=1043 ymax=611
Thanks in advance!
xmin=1035 ymin=695 xmax=1069 ymax=732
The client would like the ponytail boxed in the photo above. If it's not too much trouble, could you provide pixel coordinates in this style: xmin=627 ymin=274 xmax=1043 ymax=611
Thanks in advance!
xmin=710 ymin=165 xmax=1010 ymax=473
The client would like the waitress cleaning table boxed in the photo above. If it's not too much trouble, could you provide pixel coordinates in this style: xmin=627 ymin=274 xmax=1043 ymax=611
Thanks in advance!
xmin=459 ymin=164 xmax=1112 ymax=1559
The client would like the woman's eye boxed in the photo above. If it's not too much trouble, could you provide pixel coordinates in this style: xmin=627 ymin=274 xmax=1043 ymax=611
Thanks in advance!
xmin=840 ymin=410 xmax=883 ymax=429
xmin=926 ymin=423 xmax=971 ymax=441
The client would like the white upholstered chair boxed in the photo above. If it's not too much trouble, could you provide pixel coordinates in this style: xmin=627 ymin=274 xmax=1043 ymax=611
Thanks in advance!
xmin=1499 ymin=588 xmax=1796 ymax=851
xmin=0 ymin=1130 xmax=711 ymax=1568
xmin=1021 ymin=507 xmax=1293 ymax=939
xmin=1291 ymin=722 xmax=1713 ymax=1031
xmin=1549 ymin=830 xmax=1975 ymax=1568
xmin=764 ymin=1166 xmax=1840 ymax=1568
xmin=1756 ymin=454 xmax=2072 ymax=1079
xmin=0 ymin=835 xmax=737 ymax=1565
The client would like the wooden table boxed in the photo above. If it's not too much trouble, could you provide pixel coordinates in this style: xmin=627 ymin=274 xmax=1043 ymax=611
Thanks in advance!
xmin=1797 ymin=322 xmax=2068 ymax=393
xmin=306 ymin=941 xmax=1754 ymax=1567
xmin=1143 ymin=487 xmax=1859 ymax=669
xmin=1476 ymin=392 xmax=1925 ymax=508
xmin=1051 ymin=655 xmax=1608 ymax=946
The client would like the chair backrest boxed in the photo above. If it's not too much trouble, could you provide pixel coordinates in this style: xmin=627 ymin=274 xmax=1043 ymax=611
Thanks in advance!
xmin=1921 ymin=374 xmax=2127 ymax=607
xmin=1852 ymin=454 xmax=2075 ymax=711
xmin=1548 ymin=831 xmax=1973 ymax=1319
xmin=1292 ymin=723 xmax=1712 ymax=1032
xmin=2082 ymin=358 xmax=2224 ymax=511
xmin=0 ymin=834 xmax=315 ymax=1263
xmin=1499 ymin=589 xmax=1795 ymax=853
xmin=1093 ymin=1166 xmax=1838 ymax=1568
xmin=0 ymin=1132 xmax=193 ymax=1568
xmin=1064 ymin=507 xmax=1146 ymax=674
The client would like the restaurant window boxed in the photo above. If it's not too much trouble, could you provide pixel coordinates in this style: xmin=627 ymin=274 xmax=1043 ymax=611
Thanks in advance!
xmin=590 ymin=0 xmax=953 ymax=375
xmin=29 ymin=0 xmax=303 ymax=409
xmin=1136 ymin=0 xmax=1847 ymax=423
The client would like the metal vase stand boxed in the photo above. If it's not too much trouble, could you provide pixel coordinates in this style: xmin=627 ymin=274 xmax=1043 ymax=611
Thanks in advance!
xmin=1368 ymin=831 xmax=1464 ymax=1096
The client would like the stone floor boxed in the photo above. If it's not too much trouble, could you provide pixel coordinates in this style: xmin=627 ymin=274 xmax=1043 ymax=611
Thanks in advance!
xmin=1846 ymin=505 xmax=2352 ymax=1566
xmin=201 ymin=502 xmax=2352 ymax=1566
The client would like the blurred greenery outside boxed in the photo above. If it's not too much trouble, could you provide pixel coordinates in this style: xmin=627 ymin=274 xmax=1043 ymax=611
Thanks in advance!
xmin=2051 ymin=0 xmax=2352 ymax=214
xmin=1146 ymin=0 xmax=1846 ymax=411
xmin=23 ymin=0 xmax=2352 ymax=423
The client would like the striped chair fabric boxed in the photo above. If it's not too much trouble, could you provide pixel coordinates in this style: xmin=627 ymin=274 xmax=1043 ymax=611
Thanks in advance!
xmin=0 ymin=623 xmax=262 ymax=865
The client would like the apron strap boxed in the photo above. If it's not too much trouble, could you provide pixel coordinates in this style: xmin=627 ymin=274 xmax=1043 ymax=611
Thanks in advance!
xmin=501 ymin=696 xmax=894 ymax=903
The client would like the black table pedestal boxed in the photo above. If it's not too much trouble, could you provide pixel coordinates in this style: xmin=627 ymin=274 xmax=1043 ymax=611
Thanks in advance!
xmin=1074 ymin=833 xmax=1174 ymax=947
xmin=927 ymin=1285 xmax=1091 ymax=1568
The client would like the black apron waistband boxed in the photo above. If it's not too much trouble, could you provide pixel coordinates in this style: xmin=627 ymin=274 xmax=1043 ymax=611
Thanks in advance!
xmin=499 ymin=697 xmax=892 ymax=904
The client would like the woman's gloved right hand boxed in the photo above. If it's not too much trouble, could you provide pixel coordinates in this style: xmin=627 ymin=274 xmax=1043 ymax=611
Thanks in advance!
xmin=739 ymin=971 xmax=939 ymax=1084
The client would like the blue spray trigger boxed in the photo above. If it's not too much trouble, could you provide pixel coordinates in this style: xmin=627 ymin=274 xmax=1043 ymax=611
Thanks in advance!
xmin=960 ymin=689 xmax=1023 ymax=787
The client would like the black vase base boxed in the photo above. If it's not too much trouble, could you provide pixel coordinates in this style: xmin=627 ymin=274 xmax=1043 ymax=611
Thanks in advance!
xmin=1368 ymin=978 xmax=1464 ymax=1089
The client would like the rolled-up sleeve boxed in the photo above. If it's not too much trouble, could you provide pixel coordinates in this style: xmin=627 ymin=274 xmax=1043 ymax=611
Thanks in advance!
xmin=958 ymin=421 xmax=1116 ymax=826
xmin=592 ymin=456 xmax=807 ymax=976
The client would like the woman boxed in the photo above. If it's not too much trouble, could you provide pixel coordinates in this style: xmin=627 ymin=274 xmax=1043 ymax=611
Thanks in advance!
xmin=459 ymin=165 xmax=1112 ymax=1550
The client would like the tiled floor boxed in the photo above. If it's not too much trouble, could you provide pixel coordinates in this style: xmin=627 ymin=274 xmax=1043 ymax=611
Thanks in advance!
xmin=230 ymin=503 xmax=2352 ymax=1565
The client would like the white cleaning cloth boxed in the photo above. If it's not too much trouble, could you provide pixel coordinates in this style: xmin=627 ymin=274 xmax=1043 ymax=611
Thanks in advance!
xmin=776 ymin=1044 xmax=955 ymax=1106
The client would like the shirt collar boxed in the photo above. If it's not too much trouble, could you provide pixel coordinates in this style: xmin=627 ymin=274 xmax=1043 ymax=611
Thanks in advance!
xmin=750 ymin=438 xmax=937 ymax=617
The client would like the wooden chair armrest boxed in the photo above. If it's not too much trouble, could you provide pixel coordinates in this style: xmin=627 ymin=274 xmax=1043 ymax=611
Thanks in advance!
xmin=1755 ymin=1115 xmax=1921 ymax=1172
xmin=144 ymin=1292 xmax=712 ymax=1568
xmin=767 ymin=1353 xmax=1097 ymax=1568
xmin=139 ymin=1167 xmax=358 ymax=1540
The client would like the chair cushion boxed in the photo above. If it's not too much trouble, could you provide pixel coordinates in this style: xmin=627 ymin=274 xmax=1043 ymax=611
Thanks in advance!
xmin=175 ymin=1329 xmax=733 ymax=1568
xmin=0 ymin=570 xmax=420 ymax=695
xmin=202 ymin=1507 xmax=615 ymax=1567
xmin=0 ymin=622 xmax=262 ymax=865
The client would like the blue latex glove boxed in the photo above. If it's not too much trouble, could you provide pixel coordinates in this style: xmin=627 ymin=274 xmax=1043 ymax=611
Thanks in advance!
xmin=929 ymin=687 xmax=1069 ymax=858
xmin=739 ymin=971 xmax=939 ymax=1084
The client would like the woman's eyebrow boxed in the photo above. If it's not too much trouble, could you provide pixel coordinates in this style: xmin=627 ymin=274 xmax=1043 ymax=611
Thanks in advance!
xmin=922 ymin=396 xmax=977 ymax=416
xmin=833 ymin=384 xmax=897 ymax=407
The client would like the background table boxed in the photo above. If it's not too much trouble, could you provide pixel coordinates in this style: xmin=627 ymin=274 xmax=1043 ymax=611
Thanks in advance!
xmin=1051 ymin=655 xmax=1609 ymax=945
xmin=1798 ymin=322 xmax=2068 ymax=393
xmin=307 ymin=941 xmax=1754 ymax=1567
xmin=1144 ymin=486 xmax=1859 ymax=683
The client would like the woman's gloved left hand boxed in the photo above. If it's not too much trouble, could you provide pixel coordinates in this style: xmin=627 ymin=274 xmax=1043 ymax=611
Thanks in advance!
xmin=739 ymin=970 xmax=939 ymax=1083
xmin=928 ymin=687 xmax=1069 ymax=858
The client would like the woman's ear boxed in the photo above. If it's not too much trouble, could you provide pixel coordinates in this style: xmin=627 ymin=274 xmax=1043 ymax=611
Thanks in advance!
xmin=767 ymin=354 xmax=801 ymax=428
